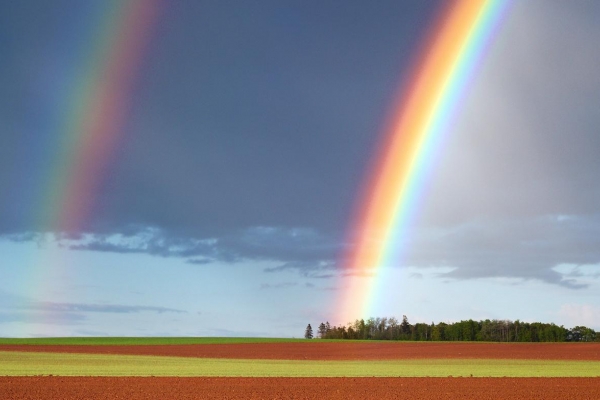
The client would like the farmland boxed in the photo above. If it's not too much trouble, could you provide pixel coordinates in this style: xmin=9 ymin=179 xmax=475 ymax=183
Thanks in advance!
xmin=0 ymin=339 xmax=599 ymax=399
xmin=2 ymin=377 xmax=600 ymax=400
xmin=3 ymin=351 xmax=600 ymax=377
xmin=2 ymin=340 xmax=600 ymax=360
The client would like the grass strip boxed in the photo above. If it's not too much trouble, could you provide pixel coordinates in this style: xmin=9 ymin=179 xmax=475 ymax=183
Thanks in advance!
xmin=0 ymin=337 xmax=307 ymax=346
xmin=1 ymin=351 xmax=599 ymax=377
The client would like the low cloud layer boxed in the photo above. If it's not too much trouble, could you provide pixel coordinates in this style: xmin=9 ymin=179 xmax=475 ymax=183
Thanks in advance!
xmin=0 ymin=293 xmax=186 ymax=327
xmin=404 ymin=214 xmax=600 ymax=288
xmin=29 ymin=302 xmax=185 ymax=314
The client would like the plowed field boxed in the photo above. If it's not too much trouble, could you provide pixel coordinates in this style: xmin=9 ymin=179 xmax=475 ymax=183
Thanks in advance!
xmin=2 ymin=377 xmax=599 ymax=399
xmin=3 ymin=342 xmax=599 ymax=398
xmin=2 ymin=342 xmax=599 ymax=360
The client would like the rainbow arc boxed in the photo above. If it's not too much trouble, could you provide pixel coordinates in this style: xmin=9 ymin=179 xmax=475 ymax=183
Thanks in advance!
xmin=339 ymin=0 xmax=511 ymax=323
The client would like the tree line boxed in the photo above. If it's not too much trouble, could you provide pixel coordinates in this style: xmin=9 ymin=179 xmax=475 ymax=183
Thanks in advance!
xmin=305 ymin=316 xmax=599 ymax=342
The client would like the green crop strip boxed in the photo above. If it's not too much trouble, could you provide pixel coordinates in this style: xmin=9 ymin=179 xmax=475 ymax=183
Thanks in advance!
xmin=0 ymin=337 xmax=310 ymax=345
xmin=1 ymin=352 xmax=599 ymax=377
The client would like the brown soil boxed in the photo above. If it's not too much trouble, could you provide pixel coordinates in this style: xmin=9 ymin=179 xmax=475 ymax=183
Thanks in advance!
xmin=1 ymin=377 xmax=599 ymax=399
xmin=1 ymin=342 xmax=600 ymax=360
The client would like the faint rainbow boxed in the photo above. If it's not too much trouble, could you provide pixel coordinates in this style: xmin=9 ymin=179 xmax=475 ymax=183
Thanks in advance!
xmin=30 ymin=0 xmax=163 ymax=332
xmin=42 ymin=0 xmax=162 ymax=232
xmin=339 ymin=0 xmax=511 ymax=324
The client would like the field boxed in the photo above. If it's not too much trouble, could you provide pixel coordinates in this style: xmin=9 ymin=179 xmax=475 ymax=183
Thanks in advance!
xmin=1 ymin=338 xmax=599 ymax=399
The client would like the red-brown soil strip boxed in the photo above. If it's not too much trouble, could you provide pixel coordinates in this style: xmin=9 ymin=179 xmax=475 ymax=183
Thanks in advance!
xmin=1 ymin=377 xmax=599 ymax=399
xmin=1 ymin=342 xmax=599 ymax=360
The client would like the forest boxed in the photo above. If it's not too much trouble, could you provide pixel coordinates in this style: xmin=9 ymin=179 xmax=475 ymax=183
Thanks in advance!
xmin=305 ymin=316 xmax=599 ymax=342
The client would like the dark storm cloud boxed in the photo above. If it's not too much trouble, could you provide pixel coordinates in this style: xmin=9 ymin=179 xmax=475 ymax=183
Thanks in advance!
xmin=95 ymin=0 xmax=440 ymax=238
xmin=0 ymin=0 xmax=440 ymax=262
xmin=2 ymin=0 xmax=600 ymax=291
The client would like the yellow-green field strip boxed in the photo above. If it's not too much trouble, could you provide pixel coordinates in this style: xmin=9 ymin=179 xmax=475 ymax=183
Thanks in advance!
xmin=1 ymin=351 xmax=599 ymax=377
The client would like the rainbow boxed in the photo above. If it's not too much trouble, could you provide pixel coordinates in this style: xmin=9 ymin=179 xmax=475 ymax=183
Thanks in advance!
xmin=339 ymin=0 xmax=511 ymax=323
xmin=39 ymin=0 xmax=162 ymax=233
xmin=29 ymin=0 xmax=163 ymax=333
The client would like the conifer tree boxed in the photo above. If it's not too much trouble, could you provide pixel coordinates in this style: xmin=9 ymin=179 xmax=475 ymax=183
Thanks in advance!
xmin=318 ymin=322 xmax=327 ymax=338
xmin=401 ymin=315 xmax=411 ymax=335
xmin=304 ymin=323 xmax=313 ymax=339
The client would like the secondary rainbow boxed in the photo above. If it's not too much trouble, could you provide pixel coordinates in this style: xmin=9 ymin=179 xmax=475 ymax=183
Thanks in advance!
xmin=29 ymin=0 xmax=163 ymax=333
xmin=339 ymin=0 xmax=511 ymax=323
xmin=40 ymin=0 xmax=162 ymax=233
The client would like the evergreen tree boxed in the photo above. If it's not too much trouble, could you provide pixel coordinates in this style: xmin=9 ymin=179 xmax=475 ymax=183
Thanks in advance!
xmin=317 ymin=322 xmax=327 ymax=338
xmin=304 ymin=323 xmax=313 ymax=339
xmin=401 ymin=315 xmax=411 ymax=335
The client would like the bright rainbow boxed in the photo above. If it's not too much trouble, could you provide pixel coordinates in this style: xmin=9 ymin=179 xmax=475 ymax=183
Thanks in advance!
xmin=29 ymin=0 xmax=163 ymax=333
xmin=339 ymin=0 xmax=511 ymax=323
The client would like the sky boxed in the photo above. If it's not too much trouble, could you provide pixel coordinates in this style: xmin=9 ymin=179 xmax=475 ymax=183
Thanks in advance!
xmin=1 ymin=0 xmax=600 ymax=338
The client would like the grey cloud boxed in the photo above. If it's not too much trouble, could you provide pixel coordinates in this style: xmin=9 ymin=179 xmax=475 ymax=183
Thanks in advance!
xmin=0 ymin=312 xmax=86 ymax=325
xmin=403 ymin=215 xmax=600 ymax=288
xmin=186 ymin=258 xmax=213 ymax=265
xmin=57 ymin=226 xmax=342 ymax=267
xmin=264 ymin=261 xmax=337 ymax=279
xmin=260 ymin=282 xmax=298 ymax=290
xmin=2 ymin=232 xmax=41 ymax=243
xmin=0 ymin=300 xmax=185 ymax=327
xmin=23 ymin=301 xmax=185 ymax=314
xmin=69 ymin=241 xmax=146 ymax=254
xmin=560 ymin=265 xmax=600 ymax=279
xmin=441 ymin=265 xmax=587 ymax=290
